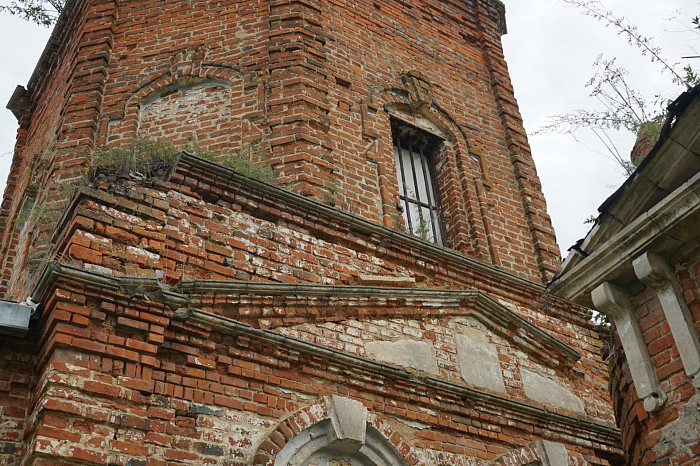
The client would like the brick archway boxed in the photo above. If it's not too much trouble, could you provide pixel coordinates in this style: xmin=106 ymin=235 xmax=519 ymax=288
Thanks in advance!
xmin=253 ymin=396 xmax=420 ymax=466
xmin=102 ymin=48 xmax=263 ymax=150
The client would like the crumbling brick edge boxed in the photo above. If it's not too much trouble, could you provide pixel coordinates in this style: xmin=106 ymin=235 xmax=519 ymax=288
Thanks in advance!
xmin=30 ymin=261 xmax=620 ymax=445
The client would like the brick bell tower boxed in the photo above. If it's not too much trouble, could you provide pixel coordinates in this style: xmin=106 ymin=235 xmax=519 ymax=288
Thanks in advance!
xmin=0 ymin=0 xmax=622 ymax=464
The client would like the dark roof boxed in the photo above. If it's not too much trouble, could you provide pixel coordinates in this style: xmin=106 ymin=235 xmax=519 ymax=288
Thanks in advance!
xmin=550 ymin=85 xmax=700 ymax=297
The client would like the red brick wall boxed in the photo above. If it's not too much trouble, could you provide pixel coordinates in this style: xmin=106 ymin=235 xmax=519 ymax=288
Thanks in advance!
xmin=19 ymin=274 xmax=619 ymax=465
xmin=609 ymin=243 xmax=700 ymax=465
xmin=0 ymin=0 xmax=559 ymax=302
xmin=0 ymin=0 xmax=618 ymax=464
xmin=49 ymin=166 xmax=611 ymax=408
xmin=0 ymin=0 xmax=117 ymax=300
xmin=0 ymin=335 xmax=37 ymax=465
xmin=8 ymin=154 xmax=615 ymax=459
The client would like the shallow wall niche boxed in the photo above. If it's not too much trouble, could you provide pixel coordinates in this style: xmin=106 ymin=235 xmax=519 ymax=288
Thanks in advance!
xmin=138 ymin=78 xmax=243 ymax=152
xmin=274 ymin=396 xmax=408 ymax=466
xmin=456 ymin=327 xmax=506 ymax=393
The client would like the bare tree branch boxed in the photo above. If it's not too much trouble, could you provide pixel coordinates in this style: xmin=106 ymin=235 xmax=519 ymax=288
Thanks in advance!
xmin=0 ymin=0 xmax=64 ymax=26
xmin=562 ymin=0 xmax=690 ymax=87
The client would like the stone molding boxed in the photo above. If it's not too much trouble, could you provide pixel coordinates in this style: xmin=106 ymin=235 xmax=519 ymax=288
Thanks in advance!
xmin=175 ymin=282 xmax=579 ymax=368
xmin=180 ymin=307 xmax=618 ymax=440
xmin=633 ymin=252 xmax=700 ymax=388
xmin=28 ymin=262 xmax=620 ymax=446
xmin=254 ymin=399 xmax=415 ymax=465
xmin=591 ymin=282 xmax=666 ymax=411
xmin=325 ymin=395 xmax=367 ymax=444
xmin=549 ymin=171 xmax=700 ymax=307
xmin=534 ymin=440 xmax=569 ymax=466
xmin=34 ymin=264 xmax=581 ymax=366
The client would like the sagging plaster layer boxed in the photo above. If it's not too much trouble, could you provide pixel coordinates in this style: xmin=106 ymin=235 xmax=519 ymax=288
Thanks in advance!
xmin=521 ymin=369 xmax=585 ymax=414
xmin=456 ymin=328 xmax=506 ymax=393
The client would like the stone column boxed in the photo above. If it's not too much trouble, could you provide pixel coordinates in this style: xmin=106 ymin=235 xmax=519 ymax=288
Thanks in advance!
xmin=592 ymin=281 xmax=666 ymax=411
xmin=634 ymin=252 xmax=700 ymax=389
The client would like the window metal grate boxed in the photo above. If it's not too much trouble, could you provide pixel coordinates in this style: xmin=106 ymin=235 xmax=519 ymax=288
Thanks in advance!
xmin=392 ymin=120 xmax=447 ymax=246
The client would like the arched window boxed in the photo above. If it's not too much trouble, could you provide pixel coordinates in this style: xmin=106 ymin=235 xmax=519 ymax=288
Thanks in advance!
xmin=266 ymin=396 xmax=409 ymax=466
xmin=275 ymin=420 xmax=408 ymax=466
xmin=391 ymin=118 xmax=448 ymax=246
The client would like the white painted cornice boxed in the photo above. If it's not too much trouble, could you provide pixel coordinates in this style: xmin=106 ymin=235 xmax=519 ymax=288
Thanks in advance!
xmin=549 ymin=171 xmax=700 ymax=307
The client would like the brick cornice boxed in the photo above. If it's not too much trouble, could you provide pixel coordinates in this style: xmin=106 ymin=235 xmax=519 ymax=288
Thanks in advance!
xmin=29 ymin=262 xmax=619 ymax=450
xmin=31 ymin=263 xmax=580 ymax=366
xmin=173 ymin=151 xmax=547 ymax=294
xmin=30 ymin=262 xmax=187 ymax=308
xmin=178 ymin=279 xmax=581 ymax=365
xmin=178 ymin=308 xmax=618 ymax=443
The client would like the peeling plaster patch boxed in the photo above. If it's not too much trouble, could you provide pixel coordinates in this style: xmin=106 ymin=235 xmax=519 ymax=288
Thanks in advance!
xmin=455 ymin=316 xmax=487 ymax=331
xmin=101 ymin=205 xmax=142 ymax=225
xmin=76 ymin=230 xmax=112 ymax=245
xmin=498 ymin=298 xmax=517 ymax=311
xmin=276 ymin=386 xmax=314 ymax=399
xmin=84 ymin=263 xmax=113 ymax=275
xmin=392 ymin=416 xmax=430 ymax=430
xmin=308 ymin=402 xmax=328 ymax=420
xmin=456 ymin=328 xmax=506 ymax=393
xmin=653 ymin=393 xmax=700 ymax=458
xmin=247 ymin=416 xmax=274 ymax=428
xmin=126 ymin=246 xmax=160 ymax=260
xmin=521 ymin=368 xmax=584 ymax=413
xmin=365 ymin=339 xmax=438 ymax=374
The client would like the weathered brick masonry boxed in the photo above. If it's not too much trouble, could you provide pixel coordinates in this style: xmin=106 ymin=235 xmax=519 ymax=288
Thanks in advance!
xmin=1 ymin=0 xmax=622 ymax=464
xmin=549 ymin=87 xmax=700 ymax=465
xmin=605 ymin=242 xmax=700 ymax=465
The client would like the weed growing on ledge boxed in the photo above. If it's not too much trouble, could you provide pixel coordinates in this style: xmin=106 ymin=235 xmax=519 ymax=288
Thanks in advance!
xmin=89 ymin=137 xmax=180 ymax=179
xmin=89 ymin=136 xmax=276 ymax=184
xmin=187 ymin=142 xmax=276 ymax=184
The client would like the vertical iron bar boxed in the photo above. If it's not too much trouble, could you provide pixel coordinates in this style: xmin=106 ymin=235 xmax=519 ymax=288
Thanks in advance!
xmin=429 ymin=156 xmax=448 ymax=246
xmin=395 ymin=134 xmax=413 ymax=233
xmin=408 ymin=140 xmax=423 ymax=237
xmin=419 ymin=145 xmax=438 ymax=243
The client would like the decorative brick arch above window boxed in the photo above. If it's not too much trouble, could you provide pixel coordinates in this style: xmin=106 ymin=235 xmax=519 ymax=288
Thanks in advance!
xmin=360 ymin=78 xmax=491 ymax=262
xmin=253 ymin=396 xmax=419 ymax=466
xmin=101 ymin=49 xmax=265 ymax=157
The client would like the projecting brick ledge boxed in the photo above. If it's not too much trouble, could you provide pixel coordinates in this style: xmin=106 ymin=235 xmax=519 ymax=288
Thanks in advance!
xmin=176 ymin=279 xmax=582 ymax=366
xmin=172 ymin=151 xmax=547 ymax=293
xmin=27 ymin=261 xmax=620 ymax=450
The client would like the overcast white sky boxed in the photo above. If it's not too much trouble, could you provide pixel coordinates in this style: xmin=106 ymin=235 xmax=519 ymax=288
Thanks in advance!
xmin=502 ymin=0 xmax=698 ymax=255
xmin=0 ymin=0 xmax=697 ymax=259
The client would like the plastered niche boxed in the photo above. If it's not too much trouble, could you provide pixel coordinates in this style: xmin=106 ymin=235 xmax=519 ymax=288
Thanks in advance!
xmin=138 ymin=79 xmax=242 ymax=152
xmin=455 ymin=327 xmax=506 ymax=393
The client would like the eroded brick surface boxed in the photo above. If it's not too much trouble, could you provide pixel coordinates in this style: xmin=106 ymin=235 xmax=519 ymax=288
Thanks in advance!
xmin=609 ymin=242 xmax=700 ymax=465
xmin=0 ymin=0 xmax=621 ymax=464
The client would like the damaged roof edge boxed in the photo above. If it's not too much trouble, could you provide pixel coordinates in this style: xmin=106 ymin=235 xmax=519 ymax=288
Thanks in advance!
xmin=549 ymin=85 xmax=700 ymax=297
xmin=495 ymin=0 xmax=507 ymax=34
xmin=555 ymin=84 xmax=700 ymax=273
xmin=24 ymin=0 xmax=80 ymax=96
xmin=596 ymin=84 xmax=700 ymax=218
